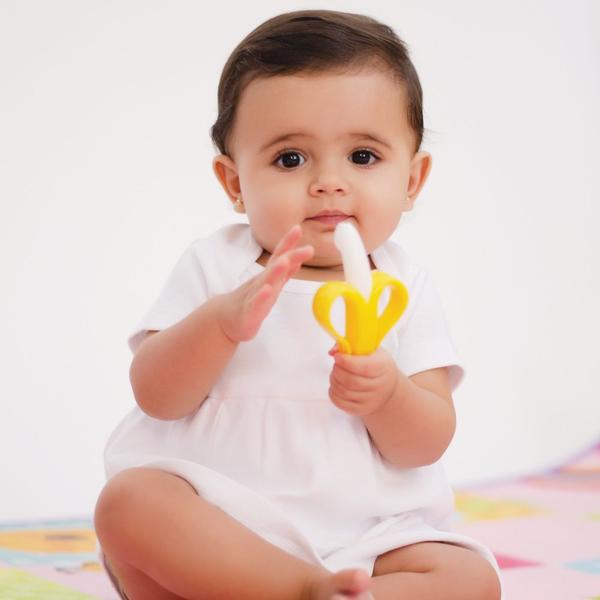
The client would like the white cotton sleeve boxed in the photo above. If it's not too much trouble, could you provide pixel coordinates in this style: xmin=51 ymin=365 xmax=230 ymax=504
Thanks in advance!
xmin=394 ymin=272 xmax=465 ymax=392
xmin=127 ymin=242 xmax=210 ymax=354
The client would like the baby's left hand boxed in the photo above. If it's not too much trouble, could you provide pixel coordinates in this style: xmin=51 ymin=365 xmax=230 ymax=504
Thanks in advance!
xmin=328 ymin=346 xmax=398 ymax=417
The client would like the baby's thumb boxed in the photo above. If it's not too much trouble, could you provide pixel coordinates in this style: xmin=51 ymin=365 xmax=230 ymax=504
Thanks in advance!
xmin=328 ymin=343 xmax=339 ymax=356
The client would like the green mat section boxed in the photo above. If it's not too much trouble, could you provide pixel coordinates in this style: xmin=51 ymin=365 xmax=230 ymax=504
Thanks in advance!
xmin=0 ymin=567 xmax=97 ymax=599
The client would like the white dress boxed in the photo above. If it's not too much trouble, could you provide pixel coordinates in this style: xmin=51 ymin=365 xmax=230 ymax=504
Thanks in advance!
xmin=104 ymin=224 xmax=500 ymax=578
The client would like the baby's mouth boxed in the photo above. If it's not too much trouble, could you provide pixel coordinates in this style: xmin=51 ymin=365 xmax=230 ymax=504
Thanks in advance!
xmin=307 ymin=210 xmax=350 ymax=227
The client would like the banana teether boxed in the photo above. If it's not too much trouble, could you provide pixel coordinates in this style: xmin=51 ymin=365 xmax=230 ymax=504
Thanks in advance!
xmin=312 ymin=222 xmax=409 ymax=355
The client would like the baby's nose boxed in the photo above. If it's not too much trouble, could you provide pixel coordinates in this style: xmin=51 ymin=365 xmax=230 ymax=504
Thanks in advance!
xmin=308 ymin=170 xmax=349 ymax=196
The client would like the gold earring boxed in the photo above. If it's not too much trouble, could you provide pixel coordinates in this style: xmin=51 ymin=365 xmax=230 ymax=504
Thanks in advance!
xmin=233 ymin=195 xmax=245 ymax=213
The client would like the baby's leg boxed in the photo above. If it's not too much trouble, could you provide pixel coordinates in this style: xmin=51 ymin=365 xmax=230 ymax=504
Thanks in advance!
xmin=94 ymin=467 xmax=372 ymax=600
xmin=370 ymin=541 xmax=501 ymax=599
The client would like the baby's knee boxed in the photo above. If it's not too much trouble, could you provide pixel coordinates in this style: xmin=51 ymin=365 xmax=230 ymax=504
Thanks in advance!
xmin=467 ymin=554 xmax=501 ymax=600
xmin=431 ymin=545 xmax=500 ymax=600
xmin=94 ymin=468 xmax=163 ymax=550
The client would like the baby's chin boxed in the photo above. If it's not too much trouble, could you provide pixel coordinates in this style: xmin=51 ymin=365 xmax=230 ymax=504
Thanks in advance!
xmin=301 ymin=255 xmax=345 ymax=271
xmin=302 ymin=251 xmax=376 ymax=272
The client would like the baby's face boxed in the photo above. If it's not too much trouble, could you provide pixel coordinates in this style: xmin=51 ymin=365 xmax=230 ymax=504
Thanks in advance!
xmin=219 ymin=68 xmax=430 ymax=269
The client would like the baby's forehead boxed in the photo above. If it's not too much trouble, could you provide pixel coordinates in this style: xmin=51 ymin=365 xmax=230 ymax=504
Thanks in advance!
xmin=232 ymin=69 xmax=411 ymax=148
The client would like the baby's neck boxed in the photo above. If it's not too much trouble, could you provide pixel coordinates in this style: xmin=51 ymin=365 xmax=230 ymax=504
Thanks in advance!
xmin=256 ymin=251 xmax=375 ymax=282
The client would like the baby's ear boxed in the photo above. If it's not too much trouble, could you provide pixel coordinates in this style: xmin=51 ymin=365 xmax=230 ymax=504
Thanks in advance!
xmin=213 ymin=154 xmax=241 ymax=203
xmin=405 ymin=151 xmax=432 ymax=208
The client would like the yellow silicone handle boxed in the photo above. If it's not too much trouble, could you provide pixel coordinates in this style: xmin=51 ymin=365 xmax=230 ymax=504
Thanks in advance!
xmin=312 ymin=271 xmax=409 ymax=355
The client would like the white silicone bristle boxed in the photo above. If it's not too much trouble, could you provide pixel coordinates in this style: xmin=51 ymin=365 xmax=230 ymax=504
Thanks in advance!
xmin=333 ymin=221 xmax=372 ymax=299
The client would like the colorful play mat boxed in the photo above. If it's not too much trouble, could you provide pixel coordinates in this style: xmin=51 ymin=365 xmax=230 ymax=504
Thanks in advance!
xmin=1 ymin=440 xmax=599 ymax=599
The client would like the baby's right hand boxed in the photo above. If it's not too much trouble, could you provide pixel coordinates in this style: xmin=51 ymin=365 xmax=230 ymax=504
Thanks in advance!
xmin=217 ymin=225 xmax=314 ymax=343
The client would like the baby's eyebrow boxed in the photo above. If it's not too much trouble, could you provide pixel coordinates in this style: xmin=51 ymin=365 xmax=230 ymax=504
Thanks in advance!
xmin=259 ymin=132 xmax=391 ymax=152
xmin=259 ymin=133 xmax=308 ymax=152
xmin=348 ymin=133 xmax=392 ymax=149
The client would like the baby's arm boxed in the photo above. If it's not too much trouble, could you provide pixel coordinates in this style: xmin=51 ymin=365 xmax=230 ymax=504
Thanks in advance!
xmin=362 ymin=366 xmax=456 ymax=468
xmin=329 ymin=349 xmax=455 ymax=468
xmin=130 ymin=226 xmax=313 ymax=420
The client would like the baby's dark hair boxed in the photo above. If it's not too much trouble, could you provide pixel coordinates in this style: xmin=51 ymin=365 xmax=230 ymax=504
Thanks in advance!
xmin=210 ymin=10 xmax=424 ymax=156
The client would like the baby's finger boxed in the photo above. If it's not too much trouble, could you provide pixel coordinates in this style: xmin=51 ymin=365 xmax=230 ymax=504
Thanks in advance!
xmin=245 ymin=283 xmax=277 ymax=332
xmin=334 ymin=352 xmax=377 ymax=377
xmin=285 ymin=244 xmax=314 ymax=272
xmin=329 ymin=387 xmax=365 ymax=416
xmin=268 ymin=225 xmax=302 ymax=265
xmin=331 ymin=365 xmax=373 ymax=393
xmin=259 ymin=259 xmax=297 ymax=306
xmin=263 ymin=245 xmax=313 ymax=288
xmin=262 ymin=254 xmax=292 ymax=288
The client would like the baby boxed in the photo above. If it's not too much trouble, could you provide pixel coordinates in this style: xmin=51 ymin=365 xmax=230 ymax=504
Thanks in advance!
xmin=95 ymin=9 xmax=501 ymax=600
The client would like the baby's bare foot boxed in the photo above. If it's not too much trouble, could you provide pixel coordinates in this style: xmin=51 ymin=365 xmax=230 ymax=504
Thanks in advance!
xmin=309 ymin=568 xmax=373 ymax=600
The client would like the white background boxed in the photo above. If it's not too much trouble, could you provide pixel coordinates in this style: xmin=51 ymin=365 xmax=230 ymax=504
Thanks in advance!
xmin=1 ymin=0 xmax=598 ymax=521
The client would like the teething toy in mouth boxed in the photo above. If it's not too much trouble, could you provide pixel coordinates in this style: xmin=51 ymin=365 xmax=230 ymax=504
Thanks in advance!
xmin=312 ymin=221 xmax=409 ymax=355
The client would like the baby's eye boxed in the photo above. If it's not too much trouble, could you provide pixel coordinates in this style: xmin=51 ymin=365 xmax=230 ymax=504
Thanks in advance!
xmin=350 ymin=149 xmax=379 ymax=166
xmin=275 ymin=151 xmax=305 ymax=169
